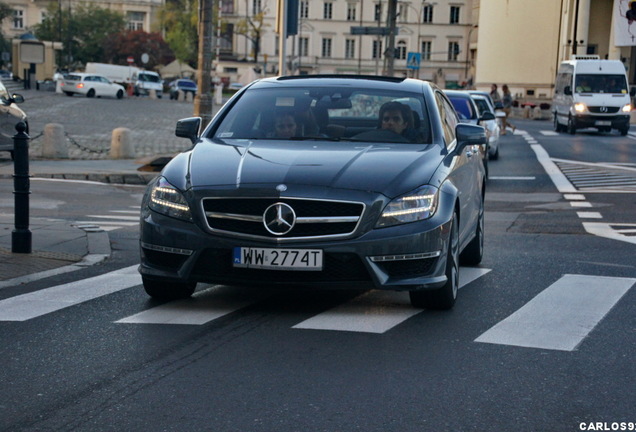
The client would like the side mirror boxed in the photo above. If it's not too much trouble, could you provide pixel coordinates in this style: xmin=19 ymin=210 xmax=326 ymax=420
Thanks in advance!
xmin=564 ymin=86 xmax=572 ymax=96
xmin=630 ymin=87 xmax=636 ymax=97
xmin=455 ymin=123 xmax=486 ymax=149
xmin=479 ymin=111 xmax=495 ymax=122
xmin=11 ymin=94 xmax=24 ymax=104
xmin=176 ymin=117 xmax=202 ymax=144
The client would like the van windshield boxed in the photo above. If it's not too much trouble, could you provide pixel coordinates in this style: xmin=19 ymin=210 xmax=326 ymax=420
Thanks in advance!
xmin=575 ymin=74 xmax=628 ymax=94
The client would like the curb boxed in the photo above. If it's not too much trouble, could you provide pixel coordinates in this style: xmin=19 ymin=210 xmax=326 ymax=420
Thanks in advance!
xmin=0 ymin=172 xmax=157 ymax=185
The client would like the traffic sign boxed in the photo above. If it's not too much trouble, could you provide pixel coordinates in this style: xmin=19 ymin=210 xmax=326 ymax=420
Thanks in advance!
xmin=407 ymin=52 xmax=421 ymax=70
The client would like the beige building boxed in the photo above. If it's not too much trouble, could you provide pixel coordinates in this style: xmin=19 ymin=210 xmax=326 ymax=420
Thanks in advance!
xmin=474 ymin=0 xmax=634 ymax=101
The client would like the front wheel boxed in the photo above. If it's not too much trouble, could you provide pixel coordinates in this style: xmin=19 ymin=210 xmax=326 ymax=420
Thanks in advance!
xmin=620 ymin=128 xmax=629 ymax=136
xmin=461 ymin=198 xmax=484 ymax=266
xmin=142 ymin=277 xmax=196 ymax=300
xmin=554 ymin=113 xmax=563 ymax=132
xmin=567 ymin=115 xmax=576 ymax=135
xmin=409 ymin=213 xmax=459 ymax=310
xmin=116 ymin=89 xmax=124 ymax=99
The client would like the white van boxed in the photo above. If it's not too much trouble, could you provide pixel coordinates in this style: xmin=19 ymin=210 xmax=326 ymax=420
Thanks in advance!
xmin=553 ymin=55 xmax=634 ymax=135
xmin=133 ymin=71 xmax=163 ymax=98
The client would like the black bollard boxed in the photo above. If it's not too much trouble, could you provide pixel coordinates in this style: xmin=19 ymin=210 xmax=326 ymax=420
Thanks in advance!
xmin=12 ymin=121 xmax=31 ymax=253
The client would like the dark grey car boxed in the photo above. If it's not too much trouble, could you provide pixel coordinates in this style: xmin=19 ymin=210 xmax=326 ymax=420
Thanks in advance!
xmin=139 ymin=75 xmax=487 ymax=309
xmin=0 ymin=80 xmax=27 ymax=160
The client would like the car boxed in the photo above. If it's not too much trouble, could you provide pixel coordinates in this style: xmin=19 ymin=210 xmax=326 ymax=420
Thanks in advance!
xmin=60 ymin=73 xmax=125 ymax=99
xmin=227 ymin=82 xmax=243 ymax=91
xmin=0 ymin=80 xmax=28 ymax=160
xmin=444 ymin=89 xmax=496 ymax=171
xmin=469 ymin=93 xmax=501 ymax=160
xmin=0 ymin=70 xmax=12 ymax=81
xmin=169 ymin=78 xmax=198 ymax=99
xmin=139 ymin=75 xmax=487 ymax=310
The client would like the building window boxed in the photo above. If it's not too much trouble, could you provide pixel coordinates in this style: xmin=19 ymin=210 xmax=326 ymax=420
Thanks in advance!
xmin=422 ymin=5 xmax=433 ymax=23
xmin=398 ymin=4 xmax=408 ymax=22
xmin=299 ymin=37 xmax=309 ymax=56
xmin=300 ymin=1 xmax=309 ymax=19
xmin=322 ymin=38 xmax=332 ymax=57
xmin=323 ymin=2 xmax=333 ymax=19
xmin=221 ymin=0 xmax=234 ymax=14
xmin=12 ymin=9 xmax=24 ymax=29
xmin=347 ymin=3 xmax=356 ymax=21
xmin=448 ymin=41 xmax=460 ymax=61
xmin=253 ymin=0 xmax=262 ymax=14
xmin=345 ymin=39 xmax=356 ymax=59
xmin=396 ymin=40 xmax=407 ymax=60
xmin=126 ymin=11 xmax=145 ymax=31
xmin=450 ymin=6 xmax=460 ymax=24
xmin=375 ymin=3 xmax=382 ymax=22
xmin=421 ymin=41 xmax=432 ymax=60
xmin=372 ymin=40 xmax=383 ymax=59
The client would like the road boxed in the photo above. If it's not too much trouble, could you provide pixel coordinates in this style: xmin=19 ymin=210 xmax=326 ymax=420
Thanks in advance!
xmin=0 ymin=94 xmax=635 ymax=431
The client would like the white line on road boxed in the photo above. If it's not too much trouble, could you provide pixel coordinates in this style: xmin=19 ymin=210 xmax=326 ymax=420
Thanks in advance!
xmin=293 ymin=267 xmax=491 ymax=334
xmin=0 ymin=265 xmax=140 ymax=321
xmin=475 ymin=274 xmax=635 ymax=351
xmin=530 ymin=144 xmax=577 ymax=193
xmin=489 ymin=176 xmax=536 ymax=181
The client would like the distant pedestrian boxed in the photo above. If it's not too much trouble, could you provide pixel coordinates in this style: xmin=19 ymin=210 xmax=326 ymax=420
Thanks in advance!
xmin=490 ymin=84 xmax=502 ymax=107
xmin=501 ymin=84 xmax=516 ymax=135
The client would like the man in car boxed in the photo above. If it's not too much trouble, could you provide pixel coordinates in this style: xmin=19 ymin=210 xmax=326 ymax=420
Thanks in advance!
xmin=378 ymin=101 xmax=422 ymax=142
xmin=271 ymin=111 xmax=298 ymax=138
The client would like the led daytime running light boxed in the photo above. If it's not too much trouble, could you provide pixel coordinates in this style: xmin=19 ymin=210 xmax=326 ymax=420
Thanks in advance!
xmin=151 ymin=186 xmax=190 ymax=212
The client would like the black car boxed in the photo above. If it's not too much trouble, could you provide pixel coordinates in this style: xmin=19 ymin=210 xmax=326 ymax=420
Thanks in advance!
xmin=139 ymin=75 xmax=487 ymax=310
xmin=169 ymin=78 xmax=198 ymax=100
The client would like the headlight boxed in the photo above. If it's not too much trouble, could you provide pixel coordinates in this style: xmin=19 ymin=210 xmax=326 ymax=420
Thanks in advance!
xmin=147 ymin=176 xmax=191 ymax=221
xmin=622 ymin=104 xmax=631 ymax=113
xmin=376 ymin=186 xmax=439 ymax=228
xmin=574 ymin=103 xmax=587 ymax=113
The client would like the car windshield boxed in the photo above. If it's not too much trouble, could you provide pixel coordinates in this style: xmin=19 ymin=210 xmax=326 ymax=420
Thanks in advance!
xmin=575 ymin=74 xmax=628 ymax=94
xmin=139 ymin=73 xmax=160 ymax=83
xmin=448 ymin=96 xmax=477 ymax=120
xmin=179 ymin=80 xmax=197 ymax=88
xmin=210 ymin=86 xmax=431 ymax=144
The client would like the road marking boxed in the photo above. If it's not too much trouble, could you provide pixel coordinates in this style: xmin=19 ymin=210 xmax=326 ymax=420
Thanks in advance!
xmin=582 ymin=222 xmax=636 ymax=244
xmin=475 ymin=274 xmax=635 ymax=351
xmin=293 ymin=267 xmax=491 ymax=334
xmin=570 ymin=201 xmax=592 ymax=208
xmin=540 ymin=131 xmax=559 ymax=136
xmin=530 ymin=144 xmax=577 ymax=193
xmin=489 ymin=176 xmax=536 ymax=181
xmin=577 ymin=211 xmax=602 ymax=219
xmin=116 ymin=285 xmax=263 ymax=325
xmin=0 ymin=265 xmax=140 ymax=321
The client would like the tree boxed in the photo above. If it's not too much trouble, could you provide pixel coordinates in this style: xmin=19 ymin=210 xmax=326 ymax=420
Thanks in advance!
xmin=103 ymin=31 xmax=175 ymax=70
xmin=233 ymin=2 xmax=270 ymax=62
xmin=0 ymin=1 xmax=14 ymax=68
xmin=33 ymin=3 xmax=126 ymax=67
xmin=160 ymin=0 xmax=198 ymax=66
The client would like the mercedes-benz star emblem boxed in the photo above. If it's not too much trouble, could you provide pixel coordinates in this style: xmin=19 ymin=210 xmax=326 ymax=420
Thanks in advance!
xmin=600 ymin=106 xmax=608 ymax=113
xmin=263 ymin=203 xmax=296 ymax=235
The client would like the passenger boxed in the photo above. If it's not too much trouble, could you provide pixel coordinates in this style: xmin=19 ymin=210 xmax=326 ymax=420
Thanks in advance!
xmin=378 ymin=101 xmax=422 ymax=142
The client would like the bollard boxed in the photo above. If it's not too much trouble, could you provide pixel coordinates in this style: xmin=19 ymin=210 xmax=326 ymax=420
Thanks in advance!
xmin=149 ymin=89 xmax=157 ymax=99
xmin=12 ymin=122 xmax=31 ymax=253
xmin=42 ymin=123 xmax=68 ymax=158
xmin=110 ymin=127 xmax=134 ymax=159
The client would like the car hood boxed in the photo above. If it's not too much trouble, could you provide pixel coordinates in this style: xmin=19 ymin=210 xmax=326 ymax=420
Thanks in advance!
xmin=184 ymin=139 xmax=441 ymax=196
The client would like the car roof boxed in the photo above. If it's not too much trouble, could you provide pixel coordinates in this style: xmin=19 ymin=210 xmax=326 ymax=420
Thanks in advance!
xmin=247 ymin=75 xmax=434 ymax=93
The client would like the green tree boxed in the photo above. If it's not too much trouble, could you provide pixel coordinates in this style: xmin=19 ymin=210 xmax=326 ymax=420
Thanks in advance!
xmin=0 ymin=1 xmax=14 ymax=68
xmin=103 ymin=31 xmax=175 ymax=70
xmin=233 ymin=6 xmax=269 ymax=62
xmin=160 ymin=0 xmax=198 ymax=66
xmin=33 ymin=3 xmax=126 ymax=67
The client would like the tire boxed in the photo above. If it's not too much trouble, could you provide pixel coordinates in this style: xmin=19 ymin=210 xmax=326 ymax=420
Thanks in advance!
xmin=409 ymin=213 xmax=459 ymax=310
xmin=142 ymin=277 xmax=196 ymax=300
xmin=461 ymin=197 xmax=484 ymax=266
xmin=488 ymin=144 xmax=499 ymax=160
xmin=116 ymin=89 xmax=124 ymax=99
xmin=86 ymin=88 xmax=96 ymax=98
xmin=620 ymin=128 xmax=628 ymax=136
xmin=567 ymin=115 xmax=576 ymax=135
xmin=553 ymin=113 xmax=562 ymax=132
xmin=64 ymin=91 xmax=74 ymax=97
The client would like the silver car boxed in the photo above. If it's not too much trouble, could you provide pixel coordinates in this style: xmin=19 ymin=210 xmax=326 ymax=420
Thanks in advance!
xmin=0 ymin=80 xmax=27 ymax=160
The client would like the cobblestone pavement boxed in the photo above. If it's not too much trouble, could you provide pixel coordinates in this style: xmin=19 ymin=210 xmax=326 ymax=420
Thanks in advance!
xmin=13 ymin=88 xmax=221 ymax=160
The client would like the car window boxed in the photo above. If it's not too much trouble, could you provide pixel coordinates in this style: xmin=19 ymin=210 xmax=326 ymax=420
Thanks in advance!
xmin=447 ymin=96 xmax=476 ymax=120
xmin=473 ymin=98 xmax=492 ymax=115
xmin=210 ymin=86 xmax=431 ymax=143
xmin=435 ymin=92 xmax=457 ymax=147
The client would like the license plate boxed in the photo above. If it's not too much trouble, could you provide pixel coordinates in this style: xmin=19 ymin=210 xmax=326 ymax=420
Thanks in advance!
xmin=233 ymin=247 xmax=323 ymax=271
xmin=595 ymin=120 xmax=611 ymax=126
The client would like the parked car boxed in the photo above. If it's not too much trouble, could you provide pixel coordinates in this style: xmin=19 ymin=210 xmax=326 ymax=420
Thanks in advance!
xmin=469 ymin=93 xmax=501 ymax=160
xmin=0 ymin=80 xmax=27 ymax=160
xmin=169 ymin=78 xmax=198 ymax=99
xmin=444 ymin=89 xmax=495 ymax=173
xmin=60 ymin=73 xmax=125 ymax=99
xmin=139 ymin=75 xmax=487 ymax=310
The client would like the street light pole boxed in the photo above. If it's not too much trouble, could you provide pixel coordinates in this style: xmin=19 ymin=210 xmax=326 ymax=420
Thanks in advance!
xmin=194 ymin=0 xmax=214 ymax=129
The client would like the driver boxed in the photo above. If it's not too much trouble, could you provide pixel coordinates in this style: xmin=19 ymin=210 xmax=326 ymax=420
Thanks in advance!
xmin=378 ymin=101 xmax=421 ymax=142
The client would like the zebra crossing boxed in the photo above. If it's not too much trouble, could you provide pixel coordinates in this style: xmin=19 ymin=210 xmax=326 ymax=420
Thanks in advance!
xmin=0 ymin=265 xmax=633 ymax=351
xmin=74 ymin=206 xmax=140 ymax=231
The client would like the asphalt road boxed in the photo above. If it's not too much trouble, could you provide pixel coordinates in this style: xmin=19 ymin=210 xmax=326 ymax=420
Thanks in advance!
xmin=0 ymin=101 xmax=635 ymax=431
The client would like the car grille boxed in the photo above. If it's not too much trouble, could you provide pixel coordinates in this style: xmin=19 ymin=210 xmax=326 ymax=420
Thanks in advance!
xmin=191 ymin=249 xmax=371 ymax=283
xmin=202 ymin=198 xmax=364 ymax=240
xmin=588 ymin=106 xmax=620 ymax=114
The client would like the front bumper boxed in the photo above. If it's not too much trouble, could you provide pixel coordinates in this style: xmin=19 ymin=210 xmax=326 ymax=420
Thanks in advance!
xmin=139 ymin=209 xmax=453 ymax=292
xmin=572 ymin=113 xmax=630 ymax=129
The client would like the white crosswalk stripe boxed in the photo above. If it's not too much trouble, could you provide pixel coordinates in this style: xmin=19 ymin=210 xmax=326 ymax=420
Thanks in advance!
xmin=475 ymin=274 xmax=635 ymax=351
xmin=74 ymin=206 xmax=140 ymax=231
